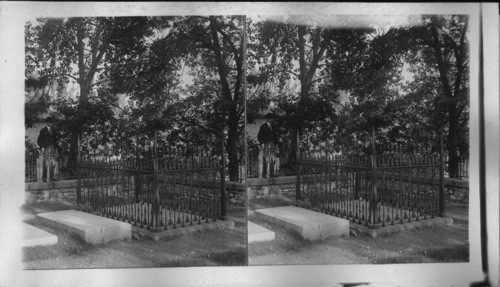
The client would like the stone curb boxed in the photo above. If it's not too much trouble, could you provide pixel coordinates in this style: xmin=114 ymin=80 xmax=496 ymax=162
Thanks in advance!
xmin=26 ymin=179 xmax=78 ymax=191
xmin=23 ymin=222 xmax=58 ymax=247
xmin=351 ymin=217 xmax=454 ymax=238
xmin=36 ymin=210 xmax=132 ymax=245
xmin=248 ymin=221 xmax=275 ymax=243
xmin=254 ymin=206 xmax=350 ymax=241
xmin=22 ymin=214 xmax=36 ymax=222
xmin=136 ymin=220 xmax=235 ymax=241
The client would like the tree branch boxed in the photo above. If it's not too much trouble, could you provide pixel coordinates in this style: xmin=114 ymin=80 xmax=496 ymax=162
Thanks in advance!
xmin=452 ymin=17 xmax=468 ymax=98
xmin=91 ymin=22 xmax=103 ymax=64
xmin=87 ymin=95 xmax=126 ymax=112
xmin=216 ymin=26 xmax=240 ymax=64
xmin=209 ymin=17 xmax=233 ymax=102
xmin=310 ymin=76 xmax=331 ymax=85
xmin=89 ymin=78 xmax=111 ymax=88
xmin=305 ymin=30 xmax=332 ymax=89
xmin=288 ymin=71 xmax=300 ymax=78
xmin=179 ymin=114 xmax=218 ymax=136
xmin=429 ymin=16 xmax=453 ymax=99
xmin=76 ymin=18 xmax=88 ymax=102
xmin=59 ymin=73 xmax=79 ymax=82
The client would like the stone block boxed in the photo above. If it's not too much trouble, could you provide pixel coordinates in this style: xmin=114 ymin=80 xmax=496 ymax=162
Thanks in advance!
xmin=25 ymin=192 xmax=36 ymax=204
xmin=23 ymin=222 xmax=58 ymax=247
xmin=248 ymin=221 xmax=275 ymax=243
xmin=255 ymin=206 xmax=349 ymax=241
xmin=36 ymin=210 xmax=131 ymax=245
xmin=261 ymin=186 xmax=270 ymax=196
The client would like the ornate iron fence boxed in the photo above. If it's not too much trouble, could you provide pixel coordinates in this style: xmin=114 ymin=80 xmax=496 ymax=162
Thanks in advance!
xmin=25 ymin=153 xmax=38 ymax=182
xmin=458 ymin=158 xmax=469 ymax=179
xmin=247 ymin=145 xmax=297 ymax=178
xmin=296 ymin=130 xmax=445 ymax=229
xmin=444 ymin=157 xmax=469 ymax=179
xmin=25 ymin=152 xmax=77 ymax=182
xmin=76 ymin=133 xmax=228 ymax=231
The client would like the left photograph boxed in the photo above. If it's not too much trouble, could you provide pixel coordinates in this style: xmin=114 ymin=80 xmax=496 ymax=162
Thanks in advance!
xmin=23 ymin=16 xmax=247 ymax=268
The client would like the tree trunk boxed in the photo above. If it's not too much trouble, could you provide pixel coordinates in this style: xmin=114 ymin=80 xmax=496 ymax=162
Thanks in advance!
xmin=208 ymin=17 xmax=241 ymax=181
xmin=70 ymin=19 xmax=88 ymax=172
xmin=227 ymin=104 xmax=239 ymax=181
xmin=447 ymin=108 xmax=460 ymax=178
xmin=429 ymin=16 xmax=461 ymax=178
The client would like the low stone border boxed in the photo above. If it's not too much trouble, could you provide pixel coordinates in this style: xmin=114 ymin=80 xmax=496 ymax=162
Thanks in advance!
xmin=247 ymin=175 xmax=469 ymax=204
xmin=247 ymin=176 xmax=297 ymax=186
xmin=134 ymin=220 xmax=235 ymax=241
xmin=351 ymin=217 xmax=453 ymax=238
xmin=25 ymin=179 xmax=246 ymax=206
xmin=26 ymin=179 xmax=78 ymax=190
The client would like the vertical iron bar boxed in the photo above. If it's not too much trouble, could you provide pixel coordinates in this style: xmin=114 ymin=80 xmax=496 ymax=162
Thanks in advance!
xmin=335 ymin=159 xmax=339 ymax=216
xmin=369 ymin=126 xmax=377 ymax=227
xmin=189 ymin=155 xmax=194 ymax=226
xmin=439 ymin=127 xmax=446 ymax=216
xmin=220 ymin=131 xmax=227 ymax=220
xmin=241 ymin=14 xmax=248 ymax=180
xmin=153 ymin=130 xmax=160 ymax=231
xmin=76 ymin=135 xmax=82 ymax=204
xmin=295 ymin=130 xmax=301 ymax=200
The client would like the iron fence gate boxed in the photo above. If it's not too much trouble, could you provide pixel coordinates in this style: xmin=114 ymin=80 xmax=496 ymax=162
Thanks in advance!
xmin=296 ymin=131 xmax=445 ymax=229
xmin=76 ymin=133 xmax=228 ymax=231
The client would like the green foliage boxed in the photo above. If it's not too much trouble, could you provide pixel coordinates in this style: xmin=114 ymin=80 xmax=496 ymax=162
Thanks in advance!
xmin=25 ymin=76 xmax=52 ymax=128
xmin=52 ymin=95 xmax=116 ymax=156
xmin=325 ymin=15 xmax=469 ymax=165
xmin=272 ymin=91 xmax=341 ymax=147
xmin=25 ymin=136 xmax=40 ymax=157
xmin=25 ymin=15 xmax=469 ymax=178
xmin=249 ymin=16 xmax=376 ymax=150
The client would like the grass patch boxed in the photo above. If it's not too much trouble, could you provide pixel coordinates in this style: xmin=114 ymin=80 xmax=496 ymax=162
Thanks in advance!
xmin=23 ymin=218 xmax=97 ymax=263
xmin=249 ymin=196 xmax=294 ymax=211
xmin=424 ymin=244 xmax=469 ymax=262
xmin=248 ymin=215 xmax=312 ymax=257
xmin=373 ymin=253 xmax=434 ymax=264
xmin=249 ymin=202 xmax=469 ymax=265
xmin=211 ymin=247 xmax=247 ymax=265
xmin=372 ymin=244 xmax=469 ymax=264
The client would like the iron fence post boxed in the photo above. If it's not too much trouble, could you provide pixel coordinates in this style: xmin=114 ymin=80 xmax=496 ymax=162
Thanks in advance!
xmin=369 ymin=126 xmax=378 ymax=227
xmin=36 ymin=154 xmax=43 ymax=183
xmin=220 ymin=131 xmax=227 ymax=220
xmin=243 ymin=14 xmax=249 ymax=185
xmin=76 ymin=135 xmax=82 ymax=204
xmin=355 ymin=169 xmax=361 ymax=200
xmin=134 ymin=136 xmax=142 ymax=204
xmin=295 ymin=130 xmax=301 ymax=201
xmin=439 ymin=127 xmax=446 ymax=217
xmin=153 ymin=130 xmax=160 ymax=230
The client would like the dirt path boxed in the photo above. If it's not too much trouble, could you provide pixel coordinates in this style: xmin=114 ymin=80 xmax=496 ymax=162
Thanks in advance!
xmin=22 ymin=202 xmax=247 ymax=269
xmin=249 ymin=202 xmax=469 ymax=265
xmin=24 ymin=247 xmax=157 ymax=269
xmin=250 ymin=243 xmax=371 ymax=265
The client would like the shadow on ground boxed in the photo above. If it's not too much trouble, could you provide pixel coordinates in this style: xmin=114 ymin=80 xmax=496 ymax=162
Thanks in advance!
xmin=22 ymin=202 xmax=247 ymax=269
xmin=248 ymin=196 xmax=469 ymax=265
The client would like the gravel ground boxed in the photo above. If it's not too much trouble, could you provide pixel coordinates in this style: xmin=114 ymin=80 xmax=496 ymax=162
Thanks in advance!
xmin=249 ymin=198 xmax=469 ymax=265
xmin=22 ymin=202 xmax=247 ymax=269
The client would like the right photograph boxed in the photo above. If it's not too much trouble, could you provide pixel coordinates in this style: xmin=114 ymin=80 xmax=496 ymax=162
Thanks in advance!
xmin=245 ymin=14 xmax=470 ymax=265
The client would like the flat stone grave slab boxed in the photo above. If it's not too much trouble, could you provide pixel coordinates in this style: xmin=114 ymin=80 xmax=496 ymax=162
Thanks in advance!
xmin=37 ymin=210 xmax=131 ymax=245
xmin=248 ymin=221 xmax=275 ymax=243
xmin=22 ymin=222 xmax=58 ymax=248
xmin=254 ymin=206 xmax=349 ymax=241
